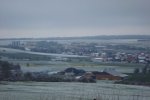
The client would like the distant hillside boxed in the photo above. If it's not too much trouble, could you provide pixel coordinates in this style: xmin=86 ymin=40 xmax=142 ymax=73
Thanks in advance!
xmin=0 ymin=35 xmax=150 ymax=40
xmin=84 ymin=35 xmax=150 ymax=40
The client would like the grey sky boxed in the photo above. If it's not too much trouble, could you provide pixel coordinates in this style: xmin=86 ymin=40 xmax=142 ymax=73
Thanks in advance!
xmin=0 ymin=0 xmax=150 ymax=38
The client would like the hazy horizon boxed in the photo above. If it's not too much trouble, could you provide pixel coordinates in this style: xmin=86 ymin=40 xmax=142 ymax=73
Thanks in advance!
xmin=0 ymin=0 xmax=150 ymax=38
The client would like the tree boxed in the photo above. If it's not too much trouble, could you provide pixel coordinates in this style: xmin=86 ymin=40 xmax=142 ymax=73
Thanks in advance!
xmin=142 ymin=66 xmax=147 ymax=74
xmin=148 ymin=69 xmax=150 ymax=74
xmin=24 ymin=72 xmax=32 ymax=81
xmin=134 ymin=68 xmax=140 ymax=74
xmin=26 ymin=63 xmax=30 ymax=67
xmin=1 ymin=61 xmax=11 ymax=79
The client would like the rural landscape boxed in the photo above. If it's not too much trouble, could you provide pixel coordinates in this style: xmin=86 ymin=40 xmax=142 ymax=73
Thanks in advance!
xmin=0 ymin=35 xmax=150 ymax=100
xmin=0 ymin=0 xmax=150 ymax=100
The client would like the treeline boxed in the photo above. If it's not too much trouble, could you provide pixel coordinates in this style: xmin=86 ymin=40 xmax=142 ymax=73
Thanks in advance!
xmin=0 ymin=60 xmax=95 ymax=83
xmin=116 ymin=64 xmax=150 ymax=86
xmin=0 ymin=60 xmax=21 ymax=81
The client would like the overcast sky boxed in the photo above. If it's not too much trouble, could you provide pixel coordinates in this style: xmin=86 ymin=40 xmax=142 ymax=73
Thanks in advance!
xmin=0 ymin=0 xmax=150 ymax=38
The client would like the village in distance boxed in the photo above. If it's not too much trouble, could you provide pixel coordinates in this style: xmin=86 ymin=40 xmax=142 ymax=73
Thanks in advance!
xmin=0 ymin=35 xmax=150 ymax=86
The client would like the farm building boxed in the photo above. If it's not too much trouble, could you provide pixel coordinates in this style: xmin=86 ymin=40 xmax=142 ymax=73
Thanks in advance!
xmin=92 ymin=68 xmax=127 ymax=80
xmin=92 ymin=71 xmax=121 ymax=80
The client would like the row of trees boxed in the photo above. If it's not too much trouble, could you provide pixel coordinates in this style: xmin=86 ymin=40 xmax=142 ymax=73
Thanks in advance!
xmin=124 ymin=63 xmax=150 ymax=84
xmin=0 ymin=61 xmax=12 ymax=80
xmin=134 ymin=62 xmax=150 ymax=74
xmin=0 ymin=60 xmax=21 ymax=80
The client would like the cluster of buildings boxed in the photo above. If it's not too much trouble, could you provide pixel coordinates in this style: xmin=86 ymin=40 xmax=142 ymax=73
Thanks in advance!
xmin=10 ymin=41 xmax=36 ymax=51
xmin=9 ymin=41 xmax=150 ymax=64
xmin=91 ymin=52 xmax=150 ymax=64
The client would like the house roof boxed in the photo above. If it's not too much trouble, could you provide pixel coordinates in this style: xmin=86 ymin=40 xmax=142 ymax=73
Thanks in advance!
xmin=92 ymin=71 xmax=111 ymax=75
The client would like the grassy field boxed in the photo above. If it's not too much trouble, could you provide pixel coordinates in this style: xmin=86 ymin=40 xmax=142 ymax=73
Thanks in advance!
xmin=0 ymin=81 xmax=150 ymax=100
xmin=0 ymin=58 xmax=142 ymax=73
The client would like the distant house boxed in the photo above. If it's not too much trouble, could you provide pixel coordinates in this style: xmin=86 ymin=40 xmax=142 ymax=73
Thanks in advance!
xmin=91 ymin=53 xmax=100 ymax=57
xmin=92 ymin=68 xmax=127 ymax=80
xmin=92 ymin=71 xmax=121 ymax=80
xmin=24 ymin=47 xmax=31 ymax=51
xmin=51 ymin=57 xmax=68 ymax=61
xmin=11 ymin=41 xmax=21 ymax=47
xmin=138 ymin=54 xmax=146 ymax=63
xmin=126 ymin=54 xmax=134 ymax=63
xmin=92 ymin=57 xmax=105 ymax=62
xmin=63 ymin=67 xmax=86 ymax=76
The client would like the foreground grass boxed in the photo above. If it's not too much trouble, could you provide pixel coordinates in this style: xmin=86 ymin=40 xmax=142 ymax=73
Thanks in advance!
xmin=0 ymin=82 xmax=150 ymax=100
xmin=0 ymin=91 xmax=149 ymax=100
